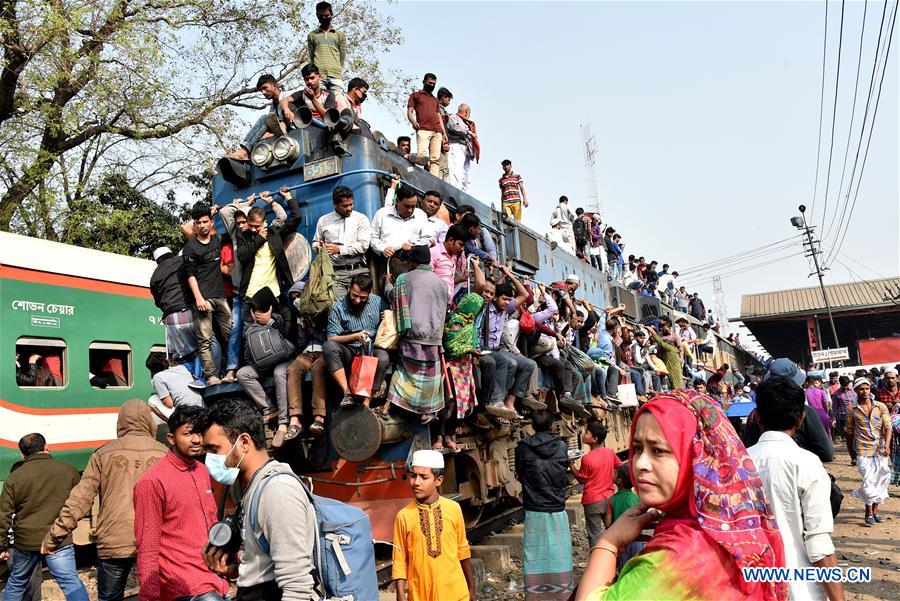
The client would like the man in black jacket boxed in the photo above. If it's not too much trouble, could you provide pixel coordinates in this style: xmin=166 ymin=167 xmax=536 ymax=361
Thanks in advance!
xmin=235 ymin=187 xmax=302 ymax=326
xmin=150 ymin=246 xmax=198 ymax=365
xmin=514 ymin=410 xmax=575 ymax=600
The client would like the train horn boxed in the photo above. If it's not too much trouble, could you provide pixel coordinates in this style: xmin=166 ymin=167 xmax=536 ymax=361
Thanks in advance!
xmin=293 ymin=105 xmax=315 ymax=129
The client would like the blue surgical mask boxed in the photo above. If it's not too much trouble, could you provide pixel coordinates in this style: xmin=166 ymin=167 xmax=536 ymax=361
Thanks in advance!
xmin=205 ymin=441 xmax=245 ymax=485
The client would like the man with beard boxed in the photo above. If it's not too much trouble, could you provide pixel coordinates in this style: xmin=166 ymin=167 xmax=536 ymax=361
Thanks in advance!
xmin=407 ymin=73 xmax=447 ymax=176
xmin=133 ymin=406 xmax=229 ymax=601
xmin=323 ymin=274 xmax=391 ymax=407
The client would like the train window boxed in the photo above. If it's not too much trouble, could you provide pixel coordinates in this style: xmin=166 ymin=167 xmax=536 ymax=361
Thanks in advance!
xmin=89 ymin=342 xmax=133 ymax=389
xmin=16 ymin=337 xmax=67 ymax=388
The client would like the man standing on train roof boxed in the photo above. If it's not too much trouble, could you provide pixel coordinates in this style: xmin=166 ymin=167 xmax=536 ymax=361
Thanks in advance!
xmin=42 ymin=400 xmax=167 ymax=601
xmin=392 ymin=450 xmax=475 ymax=601
xmin=0 ymin=433 xmax=88 ymax=601
xmin=498 ymin=159 xmax=528 ymax=221
xmin=446 ymin=103 xmax=477 ymax=193
xmin=371 ymin=186 xmax=432 ymax=274
xmin=150 ymin=246 xmax=198 ymax=367
xmin=551 ymin=195 xmax=577 ymax=243
xmin=235 ymin=187 xmax=302 ymax=323
xmin=133 ymin=406 xmax=229 ymax=601
xmin=308 ymin=1 xmax=346 ymax=97
xmin=314 ymin=185 xmax=371 ymax=299
xmin=407 ymin=73 xmax=447 ymax=177
xmin=182 ymin=202 xmax=232 ymax=387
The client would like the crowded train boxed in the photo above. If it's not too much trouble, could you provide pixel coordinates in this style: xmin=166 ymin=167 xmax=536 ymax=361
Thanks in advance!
xmin=3 ymin=2 xmax=898 ymax=600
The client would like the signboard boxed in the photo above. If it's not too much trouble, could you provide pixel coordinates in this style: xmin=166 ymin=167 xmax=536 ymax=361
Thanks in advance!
xmin=303 ymin=156 xmax=341 ymax=182
xmin=811 ymin=347 xmax=850 ymax=363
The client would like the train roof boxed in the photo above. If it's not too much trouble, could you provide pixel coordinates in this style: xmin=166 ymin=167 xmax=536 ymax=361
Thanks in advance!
xmin=0 ymin=232 xmax=156 ymax=288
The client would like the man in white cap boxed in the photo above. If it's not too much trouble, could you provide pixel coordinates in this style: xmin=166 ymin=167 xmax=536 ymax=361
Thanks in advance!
xmin=392 ymin=450 xmax=475 ymax=601
xmin=845 ymin=377 xmax=892 ymax=526
xmin=547 ymin=217 xmax=568 ymax=252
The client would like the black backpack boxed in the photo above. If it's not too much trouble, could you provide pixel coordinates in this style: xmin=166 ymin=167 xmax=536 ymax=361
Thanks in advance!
xmin=573 ymin=219 xmax=588 ymax=246
xmin=245 ymin=321 xmax=296 ymax=370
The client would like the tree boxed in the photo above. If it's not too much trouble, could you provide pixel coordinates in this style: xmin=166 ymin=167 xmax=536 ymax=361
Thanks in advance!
xmin=61 ymin=173 xmax=191 ymax=257
xmin=0 ymin=0 xmax=410 ymax=236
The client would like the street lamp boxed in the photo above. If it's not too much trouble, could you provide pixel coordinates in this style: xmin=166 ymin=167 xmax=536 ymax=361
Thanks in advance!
xmin=790 ymin=205 xmax=840 ymax=352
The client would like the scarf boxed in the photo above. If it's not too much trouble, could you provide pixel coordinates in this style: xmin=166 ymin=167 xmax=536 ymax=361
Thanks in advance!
xmin=393 ymin=265 xmax=432 ymax=335
xmin=443 ymin=293 xmax=484 ymax=359
xmin=629 ymin=391 xmax=787 ymax=600
xmin=459 ymin=116 xmax=481 ymax=162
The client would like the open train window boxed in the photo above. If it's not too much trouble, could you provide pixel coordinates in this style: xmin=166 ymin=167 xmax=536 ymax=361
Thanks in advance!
xmin=89 ymin=342 xmax=132 ymax=389
xmin=16 ymin=337 xmax=67 ymax=388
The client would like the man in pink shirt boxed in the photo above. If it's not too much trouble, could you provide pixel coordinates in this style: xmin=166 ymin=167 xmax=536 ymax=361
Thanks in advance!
xmin=573 ymin=420 xmax=623 ymax=547
xmin=429 ymin=224 xmax=470 ymax=298
xmin=134 ymin=406 xmax=229 ymax=601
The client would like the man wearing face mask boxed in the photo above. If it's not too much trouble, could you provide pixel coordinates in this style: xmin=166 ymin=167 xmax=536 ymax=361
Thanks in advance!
xmin=407 ymin=73 xmax=447 ymax=177
xmin=198 ymin=399 xmax=316 ymax=601
xmin=307 ymin=1 xmax=346 ymax=98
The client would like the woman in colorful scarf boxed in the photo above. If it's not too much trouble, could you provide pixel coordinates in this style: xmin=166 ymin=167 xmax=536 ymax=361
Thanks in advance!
xmin=576 ymin=391 xmax=787 ymax=601
xmin=385 ymin=246 xmax=451 ymax=421
xmin=437 ymin=293 xmax=484 ymax=451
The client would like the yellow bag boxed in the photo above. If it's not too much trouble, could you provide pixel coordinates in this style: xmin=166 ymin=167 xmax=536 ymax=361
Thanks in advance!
xmin=374 ymin=309 xmax=399 ymax=350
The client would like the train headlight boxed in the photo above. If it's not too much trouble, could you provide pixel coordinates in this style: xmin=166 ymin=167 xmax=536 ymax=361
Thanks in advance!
xmin=250 ymin=142 xmax=274 ymax=167
xmin=272 ymin=136 xmax=300 ymax=162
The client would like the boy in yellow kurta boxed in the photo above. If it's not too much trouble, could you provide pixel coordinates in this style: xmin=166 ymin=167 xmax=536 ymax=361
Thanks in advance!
xmin=392 ymin=450 xmax=475 ymax=601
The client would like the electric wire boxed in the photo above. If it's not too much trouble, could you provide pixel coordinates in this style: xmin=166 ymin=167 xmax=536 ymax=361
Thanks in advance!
xmin=809 ymin=0 xmax=831 ymax=219
xmin=680 ymin=252 xmax=805 ymax=288
xmin=825 ymin=0 xmax=897 ymax=267
xmin=822 ymin=0 xmax=869 ymax=242
xmin=677 ymin=235 xmax=803 ymax=274
xmin=679 ymin=241 xmax=803 ymax=281
xmin=818 ymin=0 xmax=847 ymax=232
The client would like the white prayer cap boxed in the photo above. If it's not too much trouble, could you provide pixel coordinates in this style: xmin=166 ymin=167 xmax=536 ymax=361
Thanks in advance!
xmin=565 ymin=274 xmax=581 ymax=284
xmin=411 ymin=450 xmax=444 ymax=470
xmin=550 ymin=217 xmax=561 ymax=226
xmin=853 ymin=377 xmax=871 ymax=390
xmin=152 ymin=247 xmax=172 ymax=261
xmin=885 ymin=368 xmax=898 ymax=376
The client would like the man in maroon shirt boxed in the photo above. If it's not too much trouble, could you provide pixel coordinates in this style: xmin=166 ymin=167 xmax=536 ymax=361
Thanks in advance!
xmin=134 ymin=406 xmax=229 ymax=601
xmin=407 ymin=73 xmax=447 ymax=177
xmin=875 ymin=368 xmax=899 ymax=411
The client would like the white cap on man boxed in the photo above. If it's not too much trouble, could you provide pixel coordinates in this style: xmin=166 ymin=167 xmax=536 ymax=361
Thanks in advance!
xmin=853 ymin=377 xmax=870 ymax=390
xmin=565 ymin=274 xmax=580 ymax=285
xmin=411 ymin=450 xmax=444 ymax=470
xmin=152 ymin=247 xmax=172 ymax=261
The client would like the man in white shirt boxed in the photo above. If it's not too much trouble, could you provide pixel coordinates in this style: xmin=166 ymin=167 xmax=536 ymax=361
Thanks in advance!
xmin=314 ymin=185 xmax=372 ymax=298
xmin=695 ymin=323 xmax=716 ymax=364
xmin=550 ymin=195 xmax=576 ymax=246
xmin=421 ymin=190 xmax=449 ymax=244
xmin=748 ymin=377 xmax=844 ymax=601
xmin=371 ymin=186 xmax=431 ymax=274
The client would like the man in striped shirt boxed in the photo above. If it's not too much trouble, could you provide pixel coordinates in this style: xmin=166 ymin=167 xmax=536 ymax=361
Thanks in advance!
xmin=308 ymin=2 xmax=346 ymax=97
xmin=846 ymin=377 xmax=892 ymax=526
xmin=498 ymin=159 xmax=528 ymax=220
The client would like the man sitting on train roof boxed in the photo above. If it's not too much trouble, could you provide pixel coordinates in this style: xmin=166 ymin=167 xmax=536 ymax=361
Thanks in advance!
xmin=324 ymin=273 xmax=391 ymax=408
xmin=313 ymin=185 xmax=372 ymax=299
xmin=226 ymin=74 xmax=286 ymax=162
xmin=370 ymin=185 xmax=431 ymax=275
xmin=280 ymin=63 xmax=336 ymax=123
xmin=392 ymin=135 xmax=430 ymax=167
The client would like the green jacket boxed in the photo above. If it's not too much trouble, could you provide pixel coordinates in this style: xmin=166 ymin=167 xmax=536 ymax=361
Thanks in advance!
xmin=0 ymin=453 xmax=81 ymax=552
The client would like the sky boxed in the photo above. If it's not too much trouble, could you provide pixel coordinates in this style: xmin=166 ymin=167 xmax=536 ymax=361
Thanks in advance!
xmin=343 ymin=0 xmax=899 ymax=352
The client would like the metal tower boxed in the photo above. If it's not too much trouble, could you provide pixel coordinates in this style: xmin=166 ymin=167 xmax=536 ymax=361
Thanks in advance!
xmin=580 ymin=123 xmax=602 ymax=218
xmin=712 ymin=275 xmax=730 ymax=336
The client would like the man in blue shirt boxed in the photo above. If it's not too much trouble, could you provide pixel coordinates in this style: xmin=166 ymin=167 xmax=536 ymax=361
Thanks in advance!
xmin=323 ymin=273 xmax=390 ymax=407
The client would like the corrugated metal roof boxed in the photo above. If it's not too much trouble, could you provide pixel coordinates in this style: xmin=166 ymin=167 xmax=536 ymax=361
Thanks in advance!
xmin=739 ymin=277 xmax=900 ymax=320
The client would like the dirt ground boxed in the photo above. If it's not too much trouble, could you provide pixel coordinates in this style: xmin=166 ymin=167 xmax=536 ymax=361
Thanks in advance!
xmin=20 ymin=449 xmax=900 ymax=601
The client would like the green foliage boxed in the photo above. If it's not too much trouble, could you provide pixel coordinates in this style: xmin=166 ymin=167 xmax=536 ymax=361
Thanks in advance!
xmin=61 ymin=173 xmax=190 ymax=258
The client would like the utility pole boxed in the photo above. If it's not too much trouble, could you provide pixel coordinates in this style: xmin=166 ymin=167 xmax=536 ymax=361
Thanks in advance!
xmin=791 ymin=205 xmax=840 ymax=348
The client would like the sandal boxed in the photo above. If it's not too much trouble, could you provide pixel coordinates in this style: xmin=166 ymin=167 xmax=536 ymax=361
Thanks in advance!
xmin=445 ymin=441 xmax=461 ymax=454
xmin=308 ymin=420 xmax=325 ymax=438
xmin=340 ymin=394 xmax=356 ymax=408
xmin=283 ymin=424 xmax=302 ymax=441
xmin=421 ymin=414 xmax=437 ymax=425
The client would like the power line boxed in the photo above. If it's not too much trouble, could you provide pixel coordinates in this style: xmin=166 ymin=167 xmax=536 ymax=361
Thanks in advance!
xmin=679 ymin=240 xmax=803 ymax=280
xmin=822 ymin=0 xmax=869 ymax=241
xmin=825 ymin=0 xmax=897 ymax=266
xmin=680 ymin=252 xmax=804 ymax=288
xmin=824 ymin=0 xmax=891 ymax=245
xmin=818 ymin=0 xmax=846 ymax=232
xmin=677 ymin=235 xmax=803 ymax=274
xmin=809 ymin=0 xmax=831 ymax=219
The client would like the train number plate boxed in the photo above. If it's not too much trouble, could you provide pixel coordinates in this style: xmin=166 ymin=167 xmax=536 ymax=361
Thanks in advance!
xmin=304 ymin=156 xmax=342 ymax=181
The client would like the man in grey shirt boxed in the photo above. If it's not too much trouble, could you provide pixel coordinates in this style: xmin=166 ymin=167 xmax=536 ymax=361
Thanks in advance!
xmin=145 ymin=353 xmax=204 ymax=425
xmin=199 ymin=399 xmax=316 ymax=601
